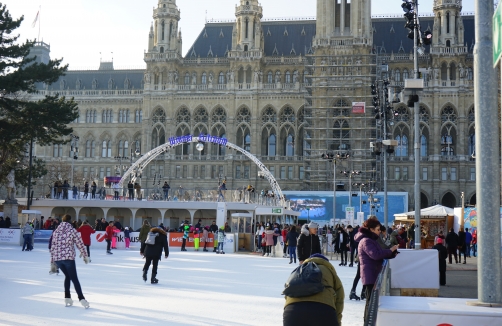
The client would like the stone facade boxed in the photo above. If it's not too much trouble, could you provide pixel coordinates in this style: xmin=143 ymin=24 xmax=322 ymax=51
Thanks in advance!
xmin=30 ymin=0 xmax=476 ymax=209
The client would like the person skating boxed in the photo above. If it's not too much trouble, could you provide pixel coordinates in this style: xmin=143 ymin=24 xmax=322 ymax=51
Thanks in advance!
xmin=202 ymin=226 xmax=209 ymax=252
xmin=333 ymin=226 xmax=349 ymax=266
xmin=111 ymin=225 xmax=120 ymax=249
xmin=124 ymin=227 xmax=131 ymax=249
xmin=286 ymin=225 xmax=299 ymax=264
xmin=297 ymin=222 xmax=321 ymax=264
xmin=432 ymin=237 xmax=448 ymax=285
xmin=263 ymin=224 xmax=275 ymax=256
xmin=22 ymin=221 xmax=34 ymax=251
xmin=347 ymin=225 xmax=358 ymax=266
xmin=138 ymin=220 xmax=151 ymax=255
xmin=457 ymin=228 xmax=466 ymax=264
xmin=209 ymin=221 xmax=218 ymax=252
xmin=105 ymin=221 xmax=114 ymax=254
xmin=464 ymin=228 xmax=473 ymax=258
xmin=283 ymin=253 xmax=344 ymax=326
xmin=140 ymin=226 xmax=169 ymax=284
xmin=77 ymin=221 xmax=95 ymax=260
xmin=216 ymin=226 xmax=226 ymax=254
xmin=181 ymin=224 xmax=189 ymax=251
xmin=50 ymin=214 xmax=90 ymax=308
xmin=194 ymin=228 xmax=200 ymax=251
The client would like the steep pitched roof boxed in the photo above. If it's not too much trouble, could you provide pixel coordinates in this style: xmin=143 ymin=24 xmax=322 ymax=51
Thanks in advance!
xmin=44 ymin=69 xmax=145 ymax=91
xmin=185 ymin=20 xmax=316 ymax=58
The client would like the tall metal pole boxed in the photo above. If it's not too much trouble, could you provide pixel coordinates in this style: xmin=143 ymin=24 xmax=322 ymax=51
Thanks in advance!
xmin=333 ymin=160 xmax=336 ymax=225
xmin=471 ymin=0 xmax=502 ymax=306
xmin=383 ymin=84 xmax=389 ymax=228
xmin=348 ymin=174 xmax=352 ymax=207
xmin=27 ymin=137 xmax=33 ymax=210
xmin=413 ymin=0 xmax=421 ymax=249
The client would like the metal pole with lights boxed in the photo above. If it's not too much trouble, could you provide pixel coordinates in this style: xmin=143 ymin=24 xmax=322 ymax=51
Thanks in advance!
xmin=69 ymin=134 xmax=79 ymax=186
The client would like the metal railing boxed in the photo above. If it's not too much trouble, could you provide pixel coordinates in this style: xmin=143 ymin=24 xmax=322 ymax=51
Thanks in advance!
xmin=365 ymin=259 xmax=391 ymax=326
xmin=43 ymin=186 xmax=281 ymax=205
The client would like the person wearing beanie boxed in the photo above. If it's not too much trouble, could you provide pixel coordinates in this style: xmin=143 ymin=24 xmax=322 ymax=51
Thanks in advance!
xmin=432 ymin=237 xmax=447 ymax=285
xmin=297 ymin=222 xmax=321 ymax=264
xmin=50 ymin=214 xmax=90 ymax=308
xmin=181 ymin=224 xmax=190 ymax=251
xmin=140 ymin=226 xmax=169 ymax=284
xmin=283 ymin=253 xmax=344 ymax=326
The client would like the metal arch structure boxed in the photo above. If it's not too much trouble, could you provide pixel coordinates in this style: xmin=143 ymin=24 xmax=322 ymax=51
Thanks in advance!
xmin=119 ymin=135 xmax=285 ymax=205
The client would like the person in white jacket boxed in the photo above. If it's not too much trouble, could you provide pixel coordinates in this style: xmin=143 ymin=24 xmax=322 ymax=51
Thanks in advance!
xmin=255 ymin=222 xmax=265 ymax=252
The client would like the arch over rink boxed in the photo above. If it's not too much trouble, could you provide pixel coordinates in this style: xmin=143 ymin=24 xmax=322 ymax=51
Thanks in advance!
xmin=119 ymin=134 xmax=285 ymax=205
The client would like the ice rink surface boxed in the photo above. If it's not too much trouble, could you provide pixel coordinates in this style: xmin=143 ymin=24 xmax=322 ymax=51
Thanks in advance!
xmin=0 ymin=245 xmax=365 ymax=325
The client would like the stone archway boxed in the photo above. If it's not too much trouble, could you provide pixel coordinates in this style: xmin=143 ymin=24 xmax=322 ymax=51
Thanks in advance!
xmin=469 ymin=193 xmax=476 ymax=206
xmin=420 ymin=192 xmax=429 ymax=209
xmin=119 ymin=134 xmax=285 ymax=204
xmin=441 ymin=192 xmax=456 ymax=208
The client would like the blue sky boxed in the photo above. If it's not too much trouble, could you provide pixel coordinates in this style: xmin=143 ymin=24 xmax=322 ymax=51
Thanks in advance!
xmin=3 ymin=0 xmax=476 ymax=69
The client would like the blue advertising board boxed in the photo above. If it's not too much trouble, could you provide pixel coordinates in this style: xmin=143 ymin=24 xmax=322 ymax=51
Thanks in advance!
xmin=283 ymin=191 xmax=408 ymax=225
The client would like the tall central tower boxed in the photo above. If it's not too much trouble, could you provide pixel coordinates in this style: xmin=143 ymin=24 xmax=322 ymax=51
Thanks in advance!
xmin=305 ymin=0 xmax=376 ymax=193
xmin=231 ymin=0 xmax=264 ymax=55
xmin=315 ymin=0 xmax=372 ymax=44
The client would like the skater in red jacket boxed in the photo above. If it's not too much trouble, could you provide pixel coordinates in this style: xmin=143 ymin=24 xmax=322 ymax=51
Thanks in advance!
xmin=77 ymin=221 xmax=95 ymax=260
xmin=105 ymin=221 xmax=114 ymax=254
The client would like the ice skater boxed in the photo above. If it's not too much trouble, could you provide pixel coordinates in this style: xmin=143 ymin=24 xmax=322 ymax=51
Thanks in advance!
xmin=124 ymin=227 xmax=131 ymax=249
xmin=202 ymin=226 xmax=209 ymax=252
xmin=209 ymin=221 xmax=219 ymax=252
xmin=105 ymin=221 xmax=114 ymax=254
xmin=50 ymin=214 xmax=90 ymax=308
xmin=181 ymin=224 xmax=189 ymax=251
xmin=111 ymin=225 xmax=120 ymax=249
xmin=216 ymin=226 xmax=225 ymax=254
xmin=194 ymin=228 xmax=200 ymax=251
xmin=77 ymin=221 xmax=95 ymax=260
xmin=140 ymin=226 xmax=169 ymax=284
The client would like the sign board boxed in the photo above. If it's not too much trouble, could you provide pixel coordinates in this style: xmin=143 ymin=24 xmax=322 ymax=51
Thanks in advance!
xmin=256 ymin=207 xmax=283 ymax=215
xmin=352 ymin=102 xmax=366 ymax=114
xmin=357 ymin=212 xmax=365 ymax=226
xmin=345 ymin=207 xmax=355 ymax=225
xmin=0 ymin=229 xmax=21 ymax=245
xmin=494 ymin=3 xmax=502 ymax=66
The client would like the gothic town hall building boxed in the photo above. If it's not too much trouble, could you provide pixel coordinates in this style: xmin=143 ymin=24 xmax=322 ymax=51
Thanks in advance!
xmin=31 ymin=0 xmax=476 ymax=209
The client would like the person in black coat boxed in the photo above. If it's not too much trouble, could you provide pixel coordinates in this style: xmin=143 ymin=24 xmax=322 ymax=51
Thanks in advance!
xmin=432 ymin=238 xmax=448 ymax=285
xmin=140 ymin=227 xmax=169 ymax=284
xmin=445 ymin=228 xmax=459 ymax=264
xmin=297 ymin=222 xmax=321 ymax=264
xmin=457 ymin=229 xmax=466 ymax=264
xmin=347 ymin=225 xmax=358 ymax=267
xmin=286 ymin=225 xmax=299 ymax=264
xmin=333 ymin=227 xmax=350 ymax=266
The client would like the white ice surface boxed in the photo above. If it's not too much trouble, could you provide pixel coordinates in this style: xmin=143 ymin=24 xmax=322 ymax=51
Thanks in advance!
xmin=0 ymin=246 xmax=365 ymax=325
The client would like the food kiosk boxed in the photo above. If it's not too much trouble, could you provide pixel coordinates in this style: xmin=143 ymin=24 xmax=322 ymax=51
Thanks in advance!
xmin=393 ymin=205 xmax=454 ymax=249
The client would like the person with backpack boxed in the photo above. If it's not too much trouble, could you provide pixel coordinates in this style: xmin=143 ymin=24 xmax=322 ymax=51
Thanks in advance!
xmin=140 ymin=226 xmax=169 ymax=284
xmin=77 ymin=221 xmax=95 ymax=259
xmin=283 ymin=253 xmax=344 ymax=326
xmin=297 ymin=222 xmax=321 ymax=264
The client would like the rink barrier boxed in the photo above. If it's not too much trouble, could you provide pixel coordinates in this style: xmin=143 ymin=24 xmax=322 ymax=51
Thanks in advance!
xmin=364 ymin=259 xmax=390 ymax=326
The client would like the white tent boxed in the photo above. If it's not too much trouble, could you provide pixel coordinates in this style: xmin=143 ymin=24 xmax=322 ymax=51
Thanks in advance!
xmin=394 ymin=205 xmax=454 ymax=221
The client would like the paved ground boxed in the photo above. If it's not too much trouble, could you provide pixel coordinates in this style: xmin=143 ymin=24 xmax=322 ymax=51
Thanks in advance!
xmin=440 ymin=255 xmax=478 ymax=299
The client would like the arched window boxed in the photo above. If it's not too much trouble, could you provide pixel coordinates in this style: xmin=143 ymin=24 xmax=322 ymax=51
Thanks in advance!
xmin=102 ymin=141 xmax=107 ymax=157
xmin=285 ymin=71 xmax=291 ymax=84
xmin=394 ymin=106 xmax=410 ymax=122
xmin=402 ymin=69 xmax=409 ymax=80
xmin=441 ymin=63 xmax=448 ymax=80
xmin=161 ymin=20 xmax=165 ymax=40
xmin=118 ymin=140 xmax=124 ymax=157
xmin=184 ymin=72 xmax=190 ymax=85
xmin=395 ymin=69 xmax=401 ymax=82
xmin=467 ymin=68 xmax=473 ymax=81
xmin=245 ymin=18 xmax=249 ymax=39
xmin=244 ymin=133 xmax=251 ymax=152
xmin=468 ymin=127 xmax=475 ymax=156
xmin=446 ymin=12 xmax=450 ymax=34
xmin=262 ymin=106 xmax=277 ymax=124
xmin=333 ymin=120 xmax=350 ymax=140
xmin=420 ymin=135 xmax=428 ymax=157
xmin=86 ymin=140 xmax=91 ymax=157
xmin=267 ymin=71 xmax=273 ymax=84
xmin=201 ymin=72 xmax=207 ymax=85
xmin=268 ymin=134 xmax=276 ymax=156
xmin=450 ymin=62 xmax=456 ymax=80
xmin=93 ymin=110 xmax=97 ymax=123
xmin=218 ymin=72 xmax=225 ymax=84
xmin=152 ymin=125 xmax=166 ymax=149
xmin=441 ymin=105 xmax=457 ymax=123
xmin=395 ymin=135 xmax=408 ymax=157
xmin=285 ymin=134 xmax=294 ymax=156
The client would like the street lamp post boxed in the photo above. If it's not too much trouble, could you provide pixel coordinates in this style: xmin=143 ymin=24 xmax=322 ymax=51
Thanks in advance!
xmin=114 ymin=156 xmax=129 ymax=176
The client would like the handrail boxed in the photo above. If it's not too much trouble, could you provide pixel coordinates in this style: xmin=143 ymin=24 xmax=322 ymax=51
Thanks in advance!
xmin=364 ymin=259 xmax=390 ymax=326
